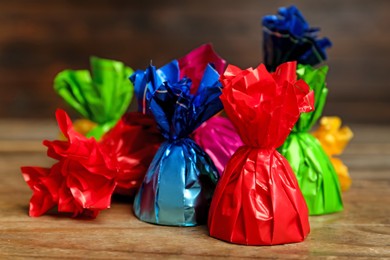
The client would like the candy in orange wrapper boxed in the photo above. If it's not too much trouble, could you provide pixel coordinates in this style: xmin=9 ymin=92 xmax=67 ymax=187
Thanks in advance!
xmin=312 ymin=116 xmax=354 ymax=191
xmin=330 ymin=158 xmax=351 ymax=192
xmin=192 ymin=116 xmax=243 ymax=176
xmin=21 ymin=109 xmax=118 ymax=218
xmin=58 ymin=119 xmax=97 ymax=140
xmin=72 ymin=119 xmax=97 ymax=136
xmin=208 ymin=61 xmax=313 ymax=245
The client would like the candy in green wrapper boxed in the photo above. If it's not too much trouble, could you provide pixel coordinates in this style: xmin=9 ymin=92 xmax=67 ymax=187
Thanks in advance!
xmin=278 ymin=64 xmax=343 ymax=215
xmin=54 ymin=57 xmax=134 ymax=140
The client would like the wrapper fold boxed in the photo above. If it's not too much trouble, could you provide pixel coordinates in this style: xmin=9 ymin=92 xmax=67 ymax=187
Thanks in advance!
xmin=208 ymin=61 xmax=313 ymax=245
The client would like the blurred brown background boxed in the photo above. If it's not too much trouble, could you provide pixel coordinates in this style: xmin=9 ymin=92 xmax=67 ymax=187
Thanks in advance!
xmin=0 ymin=0 xmax=389 ymax=123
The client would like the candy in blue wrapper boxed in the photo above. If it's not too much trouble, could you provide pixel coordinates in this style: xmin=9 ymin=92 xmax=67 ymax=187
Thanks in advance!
xmin=131 ymin=63 xmax=221 ymax=226
xmin=262 ymin=5 xmax=332 ymax=71
xmin=131 ymin=43 xmax=226 ymax=114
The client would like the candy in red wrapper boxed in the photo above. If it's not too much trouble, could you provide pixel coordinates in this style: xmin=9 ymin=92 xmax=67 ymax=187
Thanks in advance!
xmin=21 ymin=109 xmax=117 ymax=218
xmin=208 ymin=62 xmax=313 ymax=245
xmin=192 ymin=116 xmax=243 ymax=176
xmin=101 ymin=112 xmax=163 ymax=196
xmin=21 ymin=109 xmax=163 ymax=215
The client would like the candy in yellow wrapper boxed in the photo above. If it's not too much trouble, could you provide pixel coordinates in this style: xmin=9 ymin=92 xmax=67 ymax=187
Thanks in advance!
xmin=330 ymin=158 xmax=351 ymax=191
xmin=312 ymin=116 xmax=353 ymax=191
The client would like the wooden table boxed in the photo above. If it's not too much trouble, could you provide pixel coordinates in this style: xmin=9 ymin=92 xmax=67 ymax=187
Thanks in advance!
xmin=0 ymin=120 xmax=389 ymax=259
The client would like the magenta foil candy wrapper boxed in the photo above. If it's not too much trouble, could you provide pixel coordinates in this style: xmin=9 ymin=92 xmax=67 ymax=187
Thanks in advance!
xmin=193 ymin=116 xmax=243 ymax=176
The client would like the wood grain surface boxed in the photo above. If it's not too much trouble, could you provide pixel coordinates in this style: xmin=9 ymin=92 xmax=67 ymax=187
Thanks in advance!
xmin=0 ymin=120 xmax=389 ymax=259
xmin=0 ymin=1 xmax=390 ymax=123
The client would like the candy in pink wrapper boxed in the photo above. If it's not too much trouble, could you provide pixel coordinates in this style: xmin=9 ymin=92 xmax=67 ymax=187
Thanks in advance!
xmin=192 ymin=116 xmax=243 ymax=176
xmin=178 ymin=43 xmax=226 ymax=93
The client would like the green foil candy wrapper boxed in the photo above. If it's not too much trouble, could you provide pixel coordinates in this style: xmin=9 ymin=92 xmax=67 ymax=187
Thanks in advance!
xmin=278 ymin=64 xmax=343 ymax=215
xmin=54 ymin=57 xmax=134 ymax=140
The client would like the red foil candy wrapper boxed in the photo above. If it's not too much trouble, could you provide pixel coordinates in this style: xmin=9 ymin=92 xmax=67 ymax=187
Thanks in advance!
xmin=192 ymin=116 xmax=243 ymax=176
xmin=21 ymin=110 xmax=163 ymax=218
xmin=101 ymin=112 xmax=163 ymax=196
xmin=208 ymin=62 xmax=313 ymax=245
xmin=21 ymin=110 xmax=118 ymax=218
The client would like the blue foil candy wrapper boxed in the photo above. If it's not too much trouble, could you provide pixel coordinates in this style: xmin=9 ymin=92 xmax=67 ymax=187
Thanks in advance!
xmin=262 ymin=5 xmax=332 ymax=71
xmin=131 ymin=60 xmax=179 ymax=114
xmin=131 ymin=63 xmax=221 ymax=226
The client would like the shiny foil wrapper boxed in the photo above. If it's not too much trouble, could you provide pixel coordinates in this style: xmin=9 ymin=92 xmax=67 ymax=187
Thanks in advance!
xmin=101 ymin=112 xmax=163 ymax=197
xmin=279 ymin=133 xmax=343 ymax=215
xmin=208 ymin=62 xmax=313 ymax=245
xmin=21 ymin=110 xmax=118 ymax=218
xmin=178 ymin=43 xmax=226 ymax=93
xmin=131 ymin=43 xmax=226 ymax=114
xmin=279 ymin=65 xmax=343 ymax=215
xmin=192 ymin=116 xmax=243 ymax=176
xmin=134 ymin=139 xmax=218 ymax=226
xmin=312 ymin=116 xmax=354 ymax=192
xmin=262 ymin=5 xmax=332 ymax=71
xmin=132 ymin=62 xmax=222 ymax=226
xmin=54 ymin=56 xmax=134 ymax=140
